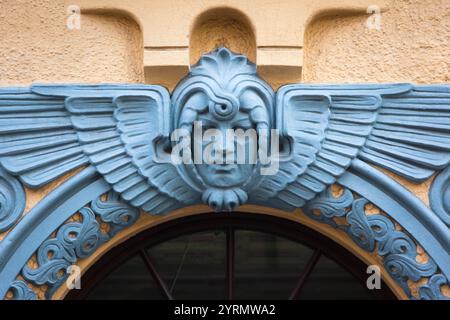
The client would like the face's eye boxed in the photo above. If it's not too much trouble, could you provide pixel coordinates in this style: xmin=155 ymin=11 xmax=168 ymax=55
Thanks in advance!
xmin=195 ymin=116 xmax=219 ymax=133
xmin=232 ymin=125 xmax=248 ymax=131
xmin=232 ymin=121 xmax=253 ymax=131
xmin=202 ymin=125 xmax=218 ymax=132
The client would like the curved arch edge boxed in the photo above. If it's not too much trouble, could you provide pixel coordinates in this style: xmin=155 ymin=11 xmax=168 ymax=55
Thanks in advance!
xmin=1 ymin=160 xmax=449 ymax=300
xmin=0 ymin=166 xmax=26 ymax=233
xmin=336 ymin=160 xmax=450 ymax=299
xmin=430 ymin=166 xmax=450 ymax=227
xmin=0 ymin=167 xmax=110 ymax=299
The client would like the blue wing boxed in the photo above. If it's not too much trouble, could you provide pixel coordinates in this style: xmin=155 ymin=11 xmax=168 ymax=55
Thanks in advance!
xmin=0 ymin=84 xmax=198 ymax=214
xmin=254 ymin=83 xmax=450 ymax=210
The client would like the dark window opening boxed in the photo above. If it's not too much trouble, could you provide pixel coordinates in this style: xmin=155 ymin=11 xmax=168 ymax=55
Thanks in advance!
xmin=66 ymin=213 xmax=396 ymax=300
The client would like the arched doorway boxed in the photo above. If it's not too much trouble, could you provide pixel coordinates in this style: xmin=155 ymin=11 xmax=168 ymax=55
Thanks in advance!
xmin=66 ymin=213 xmax=396 ymax=300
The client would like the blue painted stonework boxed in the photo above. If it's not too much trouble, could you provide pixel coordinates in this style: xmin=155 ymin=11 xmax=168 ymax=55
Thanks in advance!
xmin=0 ymin=47 xmax=449 ymax=299
xmin=9 ymin=280 xmax=37 ymax=300
xmin=20 ymin=191 xmax=139 ymax=299
xmin=0 ymin=48 xmax=449 ymax=214
xmin=305 ymin=183 xmax=440 ymax=298
xmin=430 ymin=166 xmax=450 ymax=227
xmin=0 ymin=166 xmax=25 ymax=232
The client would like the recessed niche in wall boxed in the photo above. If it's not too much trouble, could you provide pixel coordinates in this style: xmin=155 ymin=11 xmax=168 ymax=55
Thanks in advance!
xmin=189 ymin=7 xmax=256 ymax=66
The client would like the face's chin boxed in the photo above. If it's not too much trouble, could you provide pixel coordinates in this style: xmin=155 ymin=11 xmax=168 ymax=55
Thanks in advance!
xmin=196 ymin=163 xmax=254 ymax=188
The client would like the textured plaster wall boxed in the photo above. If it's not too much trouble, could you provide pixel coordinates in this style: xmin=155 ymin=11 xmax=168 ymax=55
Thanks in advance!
xmin=303 ymin=0 xmax=450 ymax=83
xmin=190 ymin=7 xmax=256 ymax=66
xmin=1 ymin=0 xmax=448 ymax=86
xmin=0 ymin=0 xmax=144 ymax=85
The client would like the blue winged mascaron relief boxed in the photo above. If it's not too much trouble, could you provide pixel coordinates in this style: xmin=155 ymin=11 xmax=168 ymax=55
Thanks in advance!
xmin=0 ymin=47 xmax=450 ymax=300
xmin=0 ymin=47 xmax=449 ymax=215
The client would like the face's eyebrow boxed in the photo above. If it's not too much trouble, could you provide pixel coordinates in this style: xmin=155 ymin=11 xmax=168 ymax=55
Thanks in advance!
xmin=196 ymin=116 xmax=218 ymax=127
xmin=197 ymin=111 xmax=215 ymax=121
xmin=232 ymin=117 xmax=253 ymax=127
xmin=234 ymin=112 xmax=249 ymax=121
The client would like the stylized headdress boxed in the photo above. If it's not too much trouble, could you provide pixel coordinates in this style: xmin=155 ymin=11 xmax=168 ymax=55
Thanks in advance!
xmin=172 ymin=47 xmax=274 ymax=132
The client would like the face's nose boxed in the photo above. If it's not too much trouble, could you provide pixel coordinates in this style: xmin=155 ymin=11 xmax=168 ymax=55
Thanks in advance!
xmin=215 ymin=143 xmax=234 ymax=159
xmin=214 ymin=130 xmax=235 ymax=162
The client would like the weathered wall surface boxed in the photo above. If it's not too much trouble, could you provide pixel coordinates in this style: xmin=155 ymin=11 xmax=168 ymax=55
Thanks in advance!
xmin=0 ymin=0 xmax=144 ymax=85
xmin=2 ymin=0 xmax=448 ymax=87
xmin=303 ymin=0 xmax=450 ymax=83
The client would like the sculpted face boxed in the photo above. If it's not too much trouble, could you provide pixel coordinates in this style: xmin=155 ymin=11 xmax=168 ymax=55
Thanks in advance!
xmin=194 ymin=109 xmax=257 ymax=188
xmin=171 ymin=48 xmax=274 ymax=211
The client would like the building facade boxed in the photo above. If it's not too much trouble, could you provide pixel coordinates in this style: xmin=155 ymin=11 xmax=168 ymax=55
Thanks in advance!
xmin=0 ymin=0 xmax=449 ymax=300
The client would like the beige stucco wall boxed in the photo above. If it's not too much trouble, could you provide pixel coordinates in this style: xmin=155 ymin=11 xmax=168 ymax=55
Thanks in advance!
xmin=2 ymin=0 xmax=449 ymax=86
xmin=0 ymin=0 xmax=144 ymax=85
xmin=303 ymin=0 xmax=450 ymax=83
xmin=0 ymin=0 xmax=449 ymax=299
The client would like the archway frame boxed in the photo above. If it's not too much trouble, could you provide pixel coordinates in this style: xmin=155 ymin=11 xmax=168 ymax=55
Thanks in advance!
xmin=64 ymin=212 xmax=398 ymax=300
xmin=1 ymin=161 xmax=449 ymax=300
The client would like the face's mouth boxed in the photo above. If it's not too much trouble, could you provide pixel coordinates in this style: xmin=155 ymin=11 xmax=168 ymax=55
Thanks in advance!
xmin=211 ymin=163 xmax=236 ymax=173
